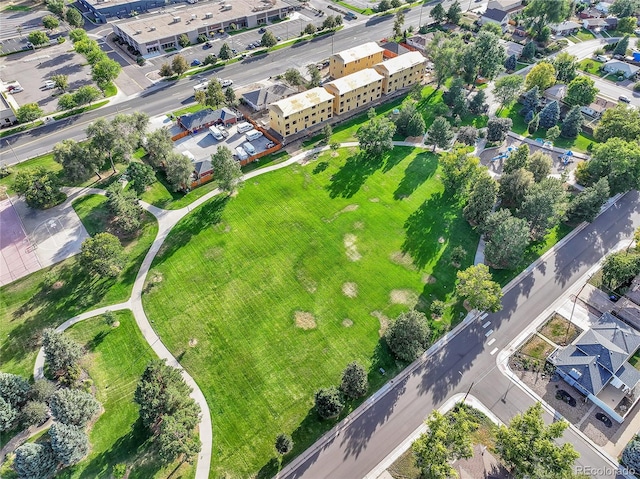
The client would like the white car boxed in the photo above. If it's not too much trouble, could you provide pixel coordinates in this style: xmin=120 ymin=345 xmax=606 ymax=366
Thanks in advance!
xmin=43 ymin=80 xmax=55 ymax=90
xmin=619 ymin=95 xmax=631 ymax=104
xmin=220 ymin=79 xmax=233 ymax=88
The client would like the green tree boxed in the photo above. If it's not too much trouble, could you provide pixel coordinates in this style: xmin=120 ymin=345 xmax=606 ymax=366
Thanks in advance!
xmin=275 ymin=433 xmax=294 ymax=455
xmin=0 ymin=397 xmax=17 ymax=431
xmin=538 ymin=100 xmax=559 ymax=129
xmin=565 ymin=75 xmax=598 ymax=107
xmin=567 ymin=177 xmax=610 ymax=223
xmin=28 ymin=30 xmax=49 ymax=46
xmin=377 ymin=0 xmax=391 ymax=12
xmin=521 ymin=86 xmax=540 ymax=117
xmin=105 ymin=184 xmax=142 ymax=236
xmin=171 ymin=55 xmax=189 ymax=75
xmin=126 ymin=161 xmax=156 ymax=195
xmin=42 ymin=329 xmax=83 ymax=380
xmin=31 ymin=379 xmax=57 ymax=404
xmin=92 ymin=58 xmax=121 ymax=90
xmin=468 ymin=90 xmax=488 ymax=115
xmin=211 ymin=146 xmax=242 ymax=194
xmin=552 ymin=52 xmax=578 ymax=83
xmin=500 ymin=168 xmax=534 ymax=208
xmin=462 ymin=31 xmax=506 ymax=83
xmin=73 ymin=85 xmax=101 ymax=106
xmin=156 ymin=412 xmax=201 ymax=463
xmin=57 ymin=93 xmax=76 ymax=110
xmin=46 ymin=0 xmax=65 ymax=16
xmin=21 ymin=401 xmax=49 ymax=427
xmin=0 ymin=372 xmax=30 ymax=407
xmin=385 ymin=309 xmax=431 ymax=361
xmin=602 ymin=250 xmax=640 ymax=290
xmin=456 ymin=126 xmax=478 ymax=146
xmin=49 ymin=422 xmax=89 ymax=466
xmin=314 ymin=387 xmax=344 ymax=420
xmin=486 ymin=117 xmax=512 ymax=142
xmin=393 ymin=12 xmax=405 ymax=38
xmin=14 ymin=442 xmax=57 ymax=479
xmin=304 ymin=22 xmax=317 ymax=35
xmin=527 ymin=150 xmax=552 ymax=182
xmin=80 ymin=232 xmax=125 ymax=277
xmin=622 ymin=435 xmax=640 ymax=470
xmin=546 ymin=125 xmax=561 ymax=142
xmin=395 ymin=102 xmax=426 ymax=137
xmin=426 ymin=116 xmax=454 ymax=151
xmin=524 ymin=62 xmax=556 ymax=92
xmin=561 ymin=105 xmax=584 ymax=139
xmin=219 ymin=42 xmax=233 ymax=60
xmin=443 ymin=77 xmax=467 ymax=117
xmin=50 ymin=74 xmax=68 ymax=92
xmin=504 ymin=53 xmax=517 ymax=72
xmin=197 ymin=80 xmax=224 ymax=109
xmin=261 ymin=31 xmax=277 ymax=47
xmin=13 ymin=167 xmax=64 ymax=209
xmin=65 ymin=7 xmax=84 ymax=27
xmin=224 ymin=86 xmax=237 ymax=107
xmin=577 ymin=137 xmax=640 ymax=194
xmin=429 ymin=33 xmax=463 ymax=89
xmin=485 ymin=213 xmax=530 ymax=269
xmin=456 ymin=263 xmax=503 ymax=312
xmin=493 ymin=74 xmax=524 ymax=110
xmin=284 ymin=68 xmax=304 ymax=86
xmin=440 ymin=146 xmax=481 ymax=197
xmin=54 ymin=139 xmax=100 ymax=182
xmin=618 ymin=16 xmax=638 ymax=34
xmin=145 ymin=127 xmax=173 ymax=168
xmin=523 ymin=0 xmax=570 ymax=41
xmin=16 ymin=103 xmax=43 ymax=123
xmin=496 ymin=402 xmax=579 ymax=478
xmin=356 ymin=109 xmax=396 ymax=157
xmin=42 ymin=14 xmax=59 ymax=30
xmin=159 ymin=63 xmax=173 ymax=77
xmin=340 ymin=361 xmax=369 ymax=399
xmin=463 ymin=172 xmax=498 ymax=227
xmin=306 ymin=64 xmax=322 ymax=88
xmin=178 ymin=34 xmax=190 ymax=48
xmin=503 ymin=144 xmax=530 ymax=174
xmin=412 ymin=407 xmax=478 ymax=479
xmin=431 ymin=2 xmax=446 ymax=23
xmin=69 ymin=28 xmax=88 ymax=42
xmin=518 ymin=177 xmax=568 ymax=240
xmin=521 ymin=41 xmax=536 ymax=60
xmin=321 ymin=15 xmax=337 ymax=30
xmin=614 ymin=35 xmax=630 ymax=56
xmin=164 ymin=152 xmax=194 ymax=192
xmin=446 ymin=0 xmax=462 ymax=24
xmin=594 ymin=104 xmax=640 ymax=143
xmin=50 ymin=388 xmax=100 ymax=427
xmin=610 ymin=0 xmax=640 ymax=17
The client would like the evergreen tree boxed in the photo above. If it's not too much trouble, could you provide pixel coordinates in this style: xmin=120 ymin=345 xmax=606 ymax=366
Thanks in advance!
xmin=504 ymin=53 xmax=517 ymax=71
xmin=431 ymin=2 xmax=446 ymax=23
xmin=42 ymin=329 xmax=83 ymax=380
xmin=275 ymin=433 xmax=294 ymax=455
xmin=538 ymin=100 xmax=559 ymax=129
xmin=567 ymin=177 xmax=610 ymax=223
xmin=21 ymin=401 xmax=49 ymax=427
xmin=468 ymin=90 xmax=488 ymax=115
xmin=522 ymin=86 xmax=540 ymax=117
xmin=50 ymin=422 xmax=89 ymax=466
xmin=613 ymin=35 xmax=630 ymax=56
xmin=314 ymin=387 xmax=344 ymax=420
xmin=340 ymin=362 xmax=369 ymax=399
xmin=463 ymin=172 xmax=498 ymax=227
xmin=522 ymin=41 xmax=536 ymax=60
xmin=50 ymin=388 xmax=100 ymax=427
xmin=0 ymin=397 xmax=17 ymax=431
xmin=14 ymin=442 xmax=57 ymax=479
xmin=622 ymin=435 xmax=640 ymax=471
xmin=528 ymin=113 xmax=540 ymax=134
xmin=218 ymin=43 xmax=233 ymax=60
xmin=0 ymin=372 xmax=31 ymax=407
xmin=561 ymin=105 xmax=584 ymax=138
xmin=518 ymin=177 xmax=568 ymax=240
xmin=485 ymin=214 xmax=530 ymax=269
xmin=426 ymin=117 xmax=454 ymax=150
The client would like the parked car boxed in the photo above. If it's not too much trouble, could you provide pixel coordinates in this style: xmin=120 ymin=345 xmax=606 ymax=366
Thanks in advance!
xmin=203 ymin=42 xmax=212 ymax=49
xmin=7 ymin=84 xmax=23 ymax=93
xmin=221 ymin=79 xmax=233 ymax=87
xmin=276 ymin=36 xmax=281 ymax=41
xmin=247 ymin=43 xmax=255 ymax=49
xmin=619 ymin=95 xmax=631 ymax=103
xmin=258 ymin=27 xmax=266 ymax=33
xmin=231 ymin=48 xmax=237 ymax=54
xmin=595 ymin=55 xmax=608 ymax=62
xmin=42 ymin=80 xmax=55 ymax=90
xmin=191 ymin=59 xmax=202 ymax=66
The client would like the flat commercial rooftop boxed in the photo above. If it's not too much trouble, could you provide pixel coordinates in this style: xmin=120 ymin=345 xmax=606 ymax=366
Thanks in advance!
xmin=325 ymin=68 xmax=384 ymax=95
xmin=270 ymin=87 xmax=334 ymax=117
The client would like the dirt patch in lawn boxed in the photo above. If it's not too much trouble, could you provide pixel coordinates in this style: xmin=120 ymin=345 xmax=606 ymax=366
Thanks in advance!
xmin=371 ymin=311 xmax=390 ymax=337
xmin=353 ymin=221 xmax=365 ymax=230
xmin=342 ymin=282 xmax=358 ymax=298
xmin=294 ymin=311 xmax=317 ymax=330
xmin=52 ymin=281 xmax=65 ymax=290
xmin=344 ymin=234 xmax=362 ymax=261
xmin=422 ymin=274 xmax=436 ymax=284
xmin=369 ymin=197 xmax=380 ymax=203
xmin=342 ymin=318 xmax=354 ymax=327
xmin=189 ymin=338 xmax=198 ymax=347
xmin=520 ymin=335 xmax=555 ymax=361
xmin=540 ymin=313 xmax=582 ymax=345
xmin=390 ymin=289 xmax=418 ymax=306
xmin=296 ymin=269 xmax=317 ymax=294
xmin=390 ymin=251 xmax=417 ymax=270
xmin=341 ymin=204 xmax=359 ymax=213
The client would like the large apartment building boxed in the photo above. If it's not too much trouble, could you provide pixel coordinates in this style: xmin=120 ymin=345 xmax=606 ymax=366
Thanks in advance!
xmin=323 ymin=68 xmax=384 ymax=115
xmin=329 ymin=42 xmax=385 ymax=79
xmin=268 ymin=87 xmax=334 ymax=138
xmin=374 ymin=51 xmax=427 ymax=94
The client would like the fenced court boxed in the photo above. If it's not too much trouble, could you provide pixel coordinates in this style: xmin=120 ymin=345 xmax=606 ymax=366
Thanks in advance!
xmin=0 ymin=199 xmax=41 ymax=286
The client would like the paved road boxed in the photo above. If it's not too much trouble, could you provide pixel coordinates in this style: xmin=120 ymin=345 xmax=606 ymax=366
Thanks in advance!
xmin=280 ymin=190 xmax=640 ymax=479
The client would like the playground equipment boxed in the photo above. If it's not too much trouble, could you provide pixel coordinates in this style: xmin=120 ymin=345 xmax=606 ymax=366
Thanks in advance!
xmin=560 ymin=150 xmax=574 ymax=166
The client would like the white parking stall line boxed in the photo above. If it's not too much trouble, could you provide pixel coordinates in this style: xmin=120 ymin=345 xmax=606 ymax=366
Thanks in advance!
xmin=487 ymin=338 xmax=496 ymax=346
xmin=485 ymin=329 xmax=494 ymax=337
xmin=480 ymin=313 xmax=489 ymax=320
xmin=490 ymin=347 xmax=499 ymax=355
xmin=482 ymin=321 xmax=491 ymax=329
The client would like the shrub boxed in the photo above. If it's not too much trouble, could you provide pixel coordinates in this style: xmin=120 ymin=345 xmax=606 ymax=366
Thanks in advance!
xmin=314 ymin=387 xmax=344 ymax=420
xmin=431 ymin=300 xmax=445 ymax=317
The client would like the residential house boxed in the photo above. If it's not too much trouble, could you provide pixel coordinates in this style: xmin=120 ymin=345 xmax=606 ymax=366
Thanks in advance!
xmin=268 ymin=87 xmax=334 ymax=138
xmin=580 ymin=96 xmax=617 ymax=118
xmin=323 ymin=68 xmax=384 ymax=115
xmin=604 ymin=17 xmax=619 ymax=30
xmin=406 ymin=33 xmax=434 ymax=52
xmin=548 ymin=312 xmax=640 ymax=423
xmin=242 ymin=83 xmax=298 ymax=112
xmin=596 ymin=1 xmax=612 ymax=14
xmin=177 ymin=107 xmax=238 ymax=133
xmin=193 ymin=158 xmax=212 ymax=180
xmin=603 ymin=59 xmax=640 ymax=79
xmin=550 ymin=21 xmax=581 ymax=36
xmin=543 ymin=84 xmax=567 ymax=102
xmin=500 ymin=39 xmax=523 ymax=58
xmin=583 ymin=18 xmax=608 ymax=31
xmin=329 ymin=42 xmax=385 ymax=79
xmin=480 ymin=0 xmax=524 ymax=32
xmin=381 ymin=41 xmax=411 ymax=58
xmin=373 ymin=51 xmax=426 ymax=94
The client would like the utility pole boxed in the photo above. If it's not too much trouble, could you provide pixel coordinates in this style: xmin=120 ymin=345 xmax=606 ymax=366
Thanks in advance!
xmin=565 ymin=279 xmax=590 ymax=345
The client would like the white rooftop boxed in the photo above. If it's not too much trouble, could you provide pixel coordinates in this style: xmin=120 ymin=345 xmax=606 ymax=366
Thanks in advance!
xmin=269 ymin=87 xmax=334 ymax=117
xmin=374 ymin=51 xmax=426 ymax=76
xmin=332 ymin=42 xmax=385 ymax=64
xmin=325 ymin=68 xmax=384 ymax=95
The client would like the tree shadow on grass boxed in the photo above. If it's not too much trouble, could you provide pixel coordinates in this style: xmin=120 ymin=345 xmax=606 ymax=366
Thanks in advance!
xmin=326 ymin=152 xmax=384 ymax=199
xmin=401 ymin=192 xmax=460 ymax=270
xmin=393 ymin=152 xmax=438 ymax=200
xmin=152 ymin=196 xmax=228 ymax=266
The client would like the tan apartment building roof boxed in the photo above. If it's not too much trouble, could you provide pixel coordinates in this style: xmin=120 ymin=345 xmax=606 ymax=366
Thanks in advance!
xmin=325 ymin=68 xmax=384 ymax=95
xmin=374 ymin=51 xmax=426 ymax=75
xmin=332 ymin=42 xmax=385 ymax=64
xmin=270 ymin=87 xmax=334 ymax=117
xmin=114 ymin=0 xmax=286 ymax=43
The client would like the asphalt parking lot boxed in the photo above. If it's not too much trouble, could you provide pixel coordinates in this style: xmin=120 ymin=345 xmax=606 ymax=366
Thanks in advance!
xmin=0 ymin=41 xmax=94 ymax=113
xmin=0 ymin=8 xmax=50 ymax=43
xmin=174 ymin=122 xmax=273 ymax=162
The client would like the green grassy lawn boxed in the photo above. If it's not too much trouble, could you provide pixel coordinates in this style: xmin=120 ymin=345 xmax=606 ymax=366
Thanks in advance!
xmin=0 ymin=120 xmax=44 ymax=139
xmin=142 ymin=146 xmax=479 ymax=477
xmin=0 ymin=195 xmax=158 ymax=378
xmin=578 ymin=58 xmax=606 ymax=77
xmin=57 ymin=311 xmax=195 ymax=479
xmin=3 ymin=4 xmax=30 ymax=10
xmin=491 ymin=222 xmax=573 ymax=286
xmin=172 ymin=103 xmax=205 ymax=117
xmin=576 ymin=28 xmax=596 ymax=41
xmin=103 ymin=84 xmax=117 ymax=98
xmin=53 ymin=100 xmax=109 ymax=121
xmin=498 ymin=105 xmax=594 ymax=153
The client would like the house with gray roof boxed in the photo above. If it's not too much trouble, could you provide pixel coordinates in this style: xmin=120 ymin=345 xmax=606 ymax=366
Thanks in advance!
xmin=242 ymin=84 xmax=297 ymax=112
xmin=603 ymin=59 xmax=640 ymax=79
xmin=177 ymin=107 xmax=238 ymax=132
xmin=548 ymin=312 xmax=640 ymax=422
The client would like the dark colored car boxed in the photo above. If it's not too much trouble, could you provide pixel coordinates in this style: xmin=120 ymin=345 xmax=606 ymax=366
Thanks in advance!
xmin=596 ymin=413 xmax=612 ymax=428
xmin=555 ymin=390 xmax=576 ymax=407
xmin=191 ymin=59 xmax=202 ymax=66
xmin=258 ymin=27 xmax=266 ymax=33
